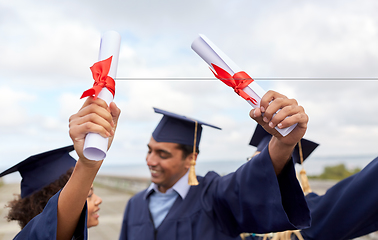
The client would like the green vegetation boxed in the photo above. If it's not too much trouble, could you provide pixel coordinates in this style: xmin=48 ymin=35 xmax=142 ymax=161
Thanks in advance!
xmin=308 ymin=164 xmax=361 ymax=181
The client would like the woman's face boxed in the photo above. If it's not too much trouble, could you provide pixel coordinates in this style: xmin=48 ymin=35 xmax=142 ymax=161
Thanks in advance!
xmin=87 ymin=185 xmax=102 ymax=228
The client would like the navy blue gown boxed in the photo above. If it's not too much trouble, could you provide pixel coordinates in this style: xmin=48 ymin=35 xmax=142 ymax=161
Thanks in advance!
xmin=301 ymin=156 xmax=378 ymax=240
xmin=119 ymin=147 xmax=311 ymax=240
xmin=13 ymin=189 xmax=88 ymax=240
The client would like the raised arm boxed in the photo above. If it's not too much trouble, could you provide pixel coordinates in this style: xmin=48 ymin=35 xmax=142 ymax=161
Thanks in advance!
xmin=57 ymin=97 xmax=120 ymax=240
xmin=194 ymin=91 xmax=311 ymax=236
xmin=250 ymin=90 xmax=308 ymax=175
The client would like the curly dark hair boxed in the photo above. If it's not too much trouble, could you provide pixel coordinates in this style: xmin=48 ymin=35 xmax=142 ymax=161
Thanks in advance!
xmin=6 ymin=167 xmax=74 ymax=229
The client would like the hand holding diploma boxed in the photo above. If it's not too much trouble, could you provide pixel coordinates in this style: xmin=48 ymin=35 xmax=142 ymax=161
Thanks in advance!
xmin=69 ymin=97 xmax=120 ymax=163
xmin=250 ymin=90 xmax=308 ymax=175
xmin=79 ymin=31 xmax=121 ymax=160
xmin=191 ymin=34 xmax=296 ymax=136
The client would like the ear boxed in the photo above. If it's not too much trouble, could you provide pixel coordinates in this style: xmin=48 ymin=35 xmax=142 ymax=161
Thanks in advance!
xmin=184 ymin=152 xmax=198 ymax=169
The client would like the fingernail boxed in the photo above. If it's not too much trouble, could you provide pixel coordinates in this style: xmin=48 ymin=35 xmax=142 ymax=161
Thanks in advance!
xmin=260 ymin=106 xmax=265 ymax=113
xmin=263 ymin=117 xmax=269 ymax=123
xmin=278 ymin=123 xmax=283 ymax=128
xmin=269 ymin=122 xmax=274 ymax=128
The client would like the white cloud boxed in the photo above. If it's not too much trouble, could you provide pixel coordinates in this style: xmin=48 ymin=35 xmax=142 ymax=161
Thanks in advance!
xmin=0 ymin=86 xmax=36 ymax=127
xmin=0 ymin=1 xmax=100 ymax=86
xmin=272 ymin=80 xmax=378 ymax=157
xmin=59 ymin=92 xmax=86 ymax=121
xmin=1 ymin=0 xmax=378 ymax=174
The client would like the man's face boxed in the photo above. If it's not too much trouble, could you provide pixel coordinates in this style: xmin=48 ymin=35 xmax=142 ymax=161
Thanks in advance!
xmin=146 ymin=137 xmax=192 ymax=193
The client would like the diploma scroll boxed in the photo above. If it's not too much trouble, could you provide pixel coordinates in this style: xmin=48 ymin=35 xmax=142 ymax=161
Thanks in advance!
xmin=82 ymin=31 xmax=121 ymax=161
xmin=191 ymin=34 xmax=296 ymax=137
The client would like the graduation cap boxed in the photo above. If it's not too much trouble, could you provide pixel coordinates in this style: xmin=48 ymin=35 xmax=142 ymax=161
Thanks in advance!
xmin=249 ymin=125 xmax=319 ymax=194
xmin=249 ymin=124 xmax=319 ymax=164
xmin=249 ymin=124 xmax=272 ymax=153
xmin=152 ymin=107 xmax=221 ymax=185
xmin=0 ymin=145 xmax=76 ymax=198
xmin=152 ymin=107 xmax=221 ymax=148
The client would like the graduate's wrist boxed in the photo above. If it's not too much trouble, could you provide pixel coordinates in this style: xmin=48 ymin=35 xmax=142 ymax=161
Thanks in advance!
xmin=77 ymin=157 xmax=103 ymax=171
xmin=268 ymin=137 xmax=295 ymax=175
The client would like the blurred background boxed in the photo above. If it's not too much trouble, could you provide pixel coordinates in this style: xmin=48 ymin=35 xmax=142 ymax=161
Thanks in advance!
xmin=1 ymin=0 xmax=378 ymax=238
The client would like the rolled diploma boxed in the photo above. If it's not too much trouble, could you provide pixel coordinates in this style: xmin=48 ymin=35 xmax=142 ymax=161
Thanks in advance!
xmin=83 ymin=31 xmax=121 ymax=161
xmin=191 ymin=34 xmax=296 ymax=137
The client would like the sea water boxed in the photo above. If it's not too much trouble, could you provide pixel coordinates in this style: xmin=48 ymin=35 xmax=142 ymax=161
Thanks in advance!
xmin=1 ymin=154 xmax=376 ymax=184
xmin=97 ymin=154 xmax=377 ymax=178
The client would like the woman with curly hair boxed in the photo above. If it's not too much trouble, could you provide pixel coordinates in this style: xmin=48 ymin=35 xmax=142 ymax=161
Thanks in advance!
xmin=1 ymin=145 xmax=103 ymax=238
xmin=5 ymin=164 xmax=102 ymax=230
xmin=0 ymin=97 xmax=120 ymax=240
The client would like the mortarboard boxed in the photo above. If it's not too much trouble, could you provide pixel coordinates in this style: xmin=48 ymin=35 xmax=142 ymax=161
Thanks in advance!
xmin=249 ymin=124 xmax=319 ymax=194
xmin=249 ymin=124 xmax=319 ymax=164
xmin=249 ymin=124 xmax=272 ymax=152
xmin=0 ymin=145 xmax=76 ymax=198
xmin=152 ymin=107 xmax=221 ymax=185
xmin=152 ymin=107 xmax=221 ymax=148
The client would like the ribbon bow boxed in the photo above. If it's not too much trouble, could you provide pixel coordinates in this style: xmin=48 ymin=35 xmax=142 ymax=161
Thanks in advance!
xmin=210 ymin=64 xmax=257 ymax=105
xmin=81 ymin=56 xmax=115 ymax=100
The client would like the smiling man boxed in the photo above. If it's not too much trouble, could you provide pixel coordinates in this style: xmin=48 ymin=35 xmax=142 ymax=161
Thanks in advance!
xmin=119 ymin=91 xmax=311 ymax=240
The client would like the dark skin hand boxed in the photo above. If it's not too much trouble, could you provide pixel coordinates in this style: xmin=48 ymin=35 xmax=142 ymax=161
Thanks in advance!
xmin=249 ymin=90 xmax=308 ymax=175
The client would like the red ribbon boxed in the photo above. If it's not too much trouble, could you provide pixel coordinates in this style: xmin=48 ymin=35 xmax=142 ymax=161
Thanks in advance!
xmin=81 ymin=56 xmax=115 ymax=100
xmin=210 ymin=64 xmax=257 ymax=105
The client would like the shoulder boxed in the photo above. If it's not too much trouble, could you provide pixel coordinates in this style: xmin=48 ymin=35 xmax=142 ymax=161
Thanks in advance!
xmin=129 ymin=189 xmax=148 ymax=202
xmin=124 ymin=189 xmax=148 ymax=218
xmin=195 ymin=171 xmax=221 ymax=190
xmin=199 ymin=171 xmax=220 ymax=182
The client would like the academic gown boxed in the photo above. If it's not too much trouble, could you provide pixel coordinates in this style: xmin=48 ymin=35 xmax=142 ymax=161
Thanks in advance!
xmin=119 ymin=147 xmax=311 ymax=240
xmin=13 ymin=189 xmax=88 ymax=240
xmin=301 ymin=156 xmax=378 ymax=240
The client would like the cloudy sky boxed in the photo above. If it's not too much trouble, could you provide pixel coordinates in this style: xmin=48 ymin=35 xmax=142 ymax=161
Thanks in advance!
xmin=1 ymin=0 xmax=378 ymax=180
